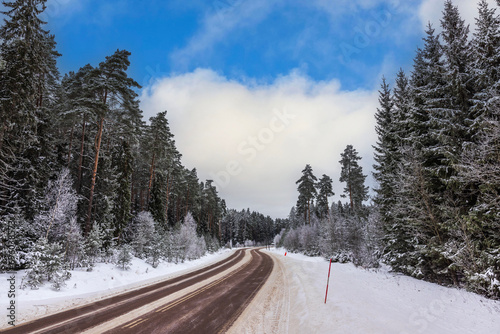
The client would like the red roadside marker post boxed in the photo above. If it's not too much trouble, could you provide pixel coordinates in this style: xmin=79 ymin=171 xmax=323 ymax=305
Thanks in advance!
xmin=324 ymin=258 xmax=333 ymax=304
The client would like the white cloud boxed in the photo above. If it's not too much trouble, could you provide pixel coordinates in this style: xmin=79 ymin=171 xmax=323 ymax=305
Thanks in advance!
xmin=140 ymin=69 xmax=378 ymax=218
xmin=418 ymin=0 xmax=498 ymax=32
xmin=42 ymin=0 xmax=83 ymax=21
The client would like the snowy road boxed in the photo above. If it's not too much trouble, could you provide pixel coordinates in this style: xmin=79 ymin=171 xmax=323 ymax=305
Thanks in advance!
xmin=0 ymin=249 xmax=274 ymax=334
xmin=2 ymin=248 xmax=499 ymax=334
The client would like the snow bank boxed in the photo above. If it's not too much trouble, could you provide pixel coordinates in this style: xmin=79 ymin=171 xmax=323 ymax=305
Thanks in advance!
xmin=263 ymin=248 xmax=500 ymax=334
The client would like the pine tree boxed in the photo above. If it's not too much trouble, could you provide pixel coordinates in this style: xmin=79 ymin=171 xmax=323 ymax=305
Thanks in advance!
xmin=0 ymin=208 xmax=34 ymax=270
xmin=84 ymin=223 xmax=104 ymax=267
xmin=85 ymin=50 xmax=140 ymax=235
xmin=339 ymin=145 xmax=368 ymax=213
xmin=295 ymin=164 xmax=317 ymax=224
xmin=316 ymin=174 xmax=334 ymax=219
xmin=130 ymin=211 xmax=155 ymax=258
xmin=23 ymin=237 xmax=69 ymax=289
xmin=0 ymin=0 xmax=60 ymax=216
xmin=64 ymin=217 xmax=84 ymax=270
xmin=116 ymin=244 xmax=133 ymax=270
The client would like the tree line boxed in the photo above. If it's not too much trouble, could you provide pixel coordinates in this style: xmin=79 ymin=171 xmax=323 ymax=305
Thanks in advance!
xmin=0 ymin=0 xmax=253 ymax=286
xmin=373 ymin=0 xmax=500 ymax=298
xmin=278 ymin=0 xmax=500 ymax=299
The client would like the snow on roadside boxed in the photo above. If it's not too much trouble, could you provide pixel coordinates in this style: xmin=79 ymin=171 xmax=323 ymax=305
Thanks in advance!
xmin=266 ymin=248 xmax=500 ymax=334
xmin=0 ymin=248 xmax=232 ymax=328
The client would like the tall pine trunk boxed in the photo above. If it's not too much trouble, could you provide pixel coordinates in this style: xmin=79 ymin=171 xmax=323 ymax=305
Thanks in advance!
xmin=147 ymin=152 xmax=155 ymax=204
xmin=164 ymin=172 xmax=170 ymax=227
xmin=85 ymin=116 xmax=104 ymax=235
xmin=77 ymin=114 xmax=86 ymax=193
xmin=67 ymin=122 xmax=75 ymax=167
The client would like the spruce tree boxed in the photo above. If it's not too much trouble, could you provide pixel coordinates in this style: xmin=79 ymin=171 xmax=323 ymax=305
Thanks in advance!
xmin=0 ymin=0 xmax=60 ymax=216
xmin=471 ymin=0 xmax=500 ymax=125
xmin=373 ymin=77 xmax=397 ymax=226
xmin=439 ymin=0 xmax=474 ymax=181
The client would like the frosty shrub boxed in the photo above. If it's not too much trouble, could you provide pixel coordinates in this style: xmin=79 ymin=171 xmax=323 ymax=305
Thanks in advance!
xmin=130 ymin=211 xmax=155 ymax=258
xmin=84 ymin=223 xmax=104 ymax=268
xmin=22 ymin=238 xmax=70 ymax=290
xmin=64 ymin=217 xmax=84 ymax=270
xmin=244 ymin=240 xmax=255 ymax=247
xmin=298 ymin=224 xmax=320 ymax=256
xmin=273 ymin=229 xmax=285 ymax=247
xmin=0 ymin=209 xmax=34 ymax=271
xmin=116 ymin=244 xmax=133 ymax=270
xmin=205 ymin=234 xmax=219 ymax=253
xmin=35 ymin=169 xmax=78 ymax=243
xmin=177 ymin=213 xmax=206 ymax=261
xmin=147 ymin=232 xmax=164 ymax=268
xmin=283 ymin=229 xmax=300 ymax=252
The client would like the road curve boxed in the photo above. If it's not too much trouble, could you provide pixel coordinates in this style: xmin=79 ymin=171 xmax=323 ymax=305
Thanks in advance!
xmin=0 ymin=249 xmax=246 ymax=334
xmin=105 ymin=248 xmax=274 ymax=334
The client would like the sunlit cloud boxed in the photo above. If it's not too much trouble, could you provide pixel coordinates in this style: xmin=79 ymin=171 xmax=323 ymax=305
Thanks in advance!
xmin=140 ymin=69 xmax=378 ymax=218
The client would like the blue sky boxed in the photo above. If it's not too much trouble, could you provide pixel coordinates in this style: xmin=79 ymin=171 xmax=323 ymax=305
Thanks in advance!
xmin=7 ymin=0 xmax=495 ymax=218
xmin=44 ymin=0 xmax=424 ymax=90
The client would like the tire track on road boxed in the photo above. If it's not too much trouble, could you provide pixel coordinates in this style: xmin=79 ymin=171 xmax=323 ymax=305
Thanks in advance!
xmin=0 ymin=249 xmax=246 ymax=334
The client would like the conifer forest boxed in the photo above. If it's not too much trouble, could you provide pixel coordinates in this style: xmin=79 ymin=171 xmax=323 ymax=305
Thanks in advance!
xmin=0 ymin=0 xmax=499 ymax=300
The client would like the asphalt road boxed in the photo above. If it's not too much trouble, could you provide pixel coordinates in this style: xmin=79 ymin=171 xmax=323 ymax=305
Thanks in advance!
xmin=1 ymin=248 xmax=274 ymax=334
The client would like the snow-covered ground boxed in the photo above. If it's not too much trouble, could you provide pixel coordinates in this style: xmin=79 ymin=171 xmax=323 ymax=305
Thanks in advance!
xmin=2 ymin=247 xmax=500 ymax=333
xmin=0 ymin=248 xmax=232 ymax=328
xmin=231 ymin=248 xmax=500 ymax=334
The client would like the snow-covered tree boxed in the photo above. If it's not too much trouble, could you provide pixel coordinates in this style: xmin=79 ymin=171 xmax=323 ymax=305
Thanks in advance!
xmin=0 ymin=0 xmax=61 ymax=216
xmin=64 ymin=217 xmax=84 ymax=270
xmin=23 ymin=237 xmax=70 ymax=290
xmin=316 ymin=174 xmax=334 ymax=219
xmin=84 ymin=223 xmax=104 ymax=267
xmin=177 ymin=213 xmax=206 ymax=261
xmin=373 ymin=78 xmax=398 ymax=227
xmin=339 ymin=145 xmax=368 ymax=213
xmin=295 ymin=164 xmax=318 ymax=224
xmin=147 ymin=232 xmax=164 ymax=268
xmin=0 ymin=208 xmax=34 ymax=270
xmin=35 ymin=168 xmax=78 ymax=243
xmin=116 ymin=244 xmax=133 ymax=270
xmin=130 ymin=211 xmax=155 ymax=258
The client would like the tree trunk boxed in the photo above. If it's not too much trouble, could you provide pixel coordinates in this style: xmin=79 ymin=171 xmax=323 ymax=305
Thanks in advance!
xmin=218 ymin=219 xmax=222 ymax=242
xmin=185 ymin=184 xmax=190 ymax=216
xmin=349 ymin=181 xmax=353 ymax=212
xmin=67 ymin=122 xmax=75 ymax=167
xmin=147 ymin=152 xmax=155 ymax=204
xmin=77 ymin=114 xmax=86 ymax=194
xmin=85 ymin=116 xmax=104 ymax=236
xmin=140 ymin=189 xmax=144 ymax=211
xmin=165 ymin=172 xmax=170 ymax=227
xmin=0 ymin=120 xmax=6 ymax=153
xmin=307 ymin=199 xmax=311 ymax=225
